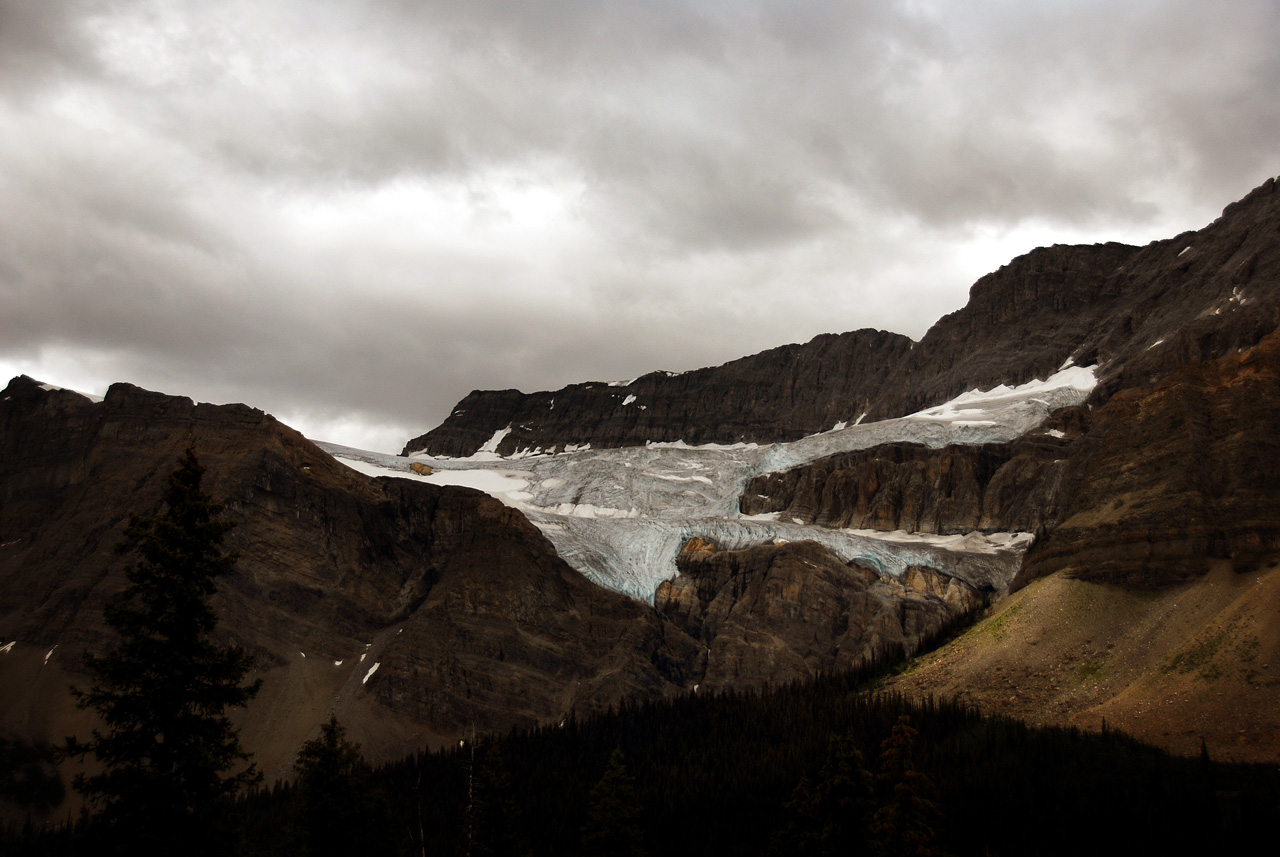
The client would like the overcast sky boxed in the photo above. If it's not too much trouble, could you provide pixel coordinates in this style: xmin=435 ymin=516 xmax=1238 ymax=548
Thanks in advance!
xmin=2 ymin=1 xmax=1277 ymax=452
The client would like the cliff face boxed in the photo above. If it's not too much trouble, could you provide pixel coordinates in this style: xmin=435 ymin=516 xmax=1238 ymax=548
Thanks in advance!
xmin=0 ymin=376 xmax=702 ymax=776
xmin=1014 ymin=326 xmax=1280 ymax=589
xmin=655 ymin=539 xmax=984 ymax=690
xmin=738 ymin=413 xmax=1084 ymax=537
xmin=736 ymin=326 xmax=1280 ymax=593
xmin=408 ymin=177 xmax=1280 ymax=457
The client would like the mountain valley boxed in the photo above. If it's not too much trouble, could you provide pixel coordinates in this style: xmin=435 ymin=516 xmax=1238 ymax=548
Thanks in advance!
xmin=3 ymin=175 xmax=1280 ymax=819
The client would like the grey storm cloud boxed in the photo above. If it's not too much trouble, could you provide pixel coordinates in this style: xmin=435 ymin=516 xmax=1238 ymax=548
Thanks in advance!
xmin=1 ymin=0 xmax=1277 ymax=451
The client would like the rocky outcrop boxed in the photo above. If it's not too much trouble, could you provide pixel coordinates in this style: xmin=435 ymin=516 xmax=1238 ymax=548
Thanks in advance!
xmin=407 ymin=177 xmax=1280 ymax=457
xmin=739 ymin=411 xmax=1084 ymax=536
xmin=654 ymin=539 xmax=984 ymax=690
xmin=0 ymin=377 xmax=701 ymax=777
xmin=1014 ymin=326 xmax=1280 ymax=589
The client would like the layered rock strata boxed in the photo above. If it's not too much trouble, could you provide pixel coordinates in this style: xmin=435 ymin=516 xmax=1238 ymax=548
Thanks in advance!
xmin=1015 ymin=326 xmax=1280 ymax=589
xmin=739 ymin=409 xmax=1085 ymax=537
xmin=655 ymin=538 xmax=984 ymax=689
xmin=406 ymin=328 xmax=913 ymax=457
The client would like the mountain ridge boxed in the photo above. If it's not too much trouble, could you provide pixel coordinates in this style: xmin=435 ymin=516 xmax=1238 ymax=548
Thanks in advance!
xmin=407 ymin=176 xmax=1280 ymax=458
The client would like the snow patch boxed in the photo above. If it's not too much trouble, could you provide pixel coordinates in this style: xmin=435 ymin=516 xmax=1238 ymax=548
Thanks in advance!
xmin=0 ymin=641 xmax=13 ymax=654
xmin=474 ymin=425 xmax=513 ymax=458
xmin=37 ymin=383 xmax=102 ymax=402
xmin=1178 ymin=245 xmax=1192 ymax=257
xmin=362 ymin=662 xmax=380 ymax=684
xmin=44 ymin=645 xmax=57 ymax=665
xmin=622 ymin=394 xmax=637 ymax=406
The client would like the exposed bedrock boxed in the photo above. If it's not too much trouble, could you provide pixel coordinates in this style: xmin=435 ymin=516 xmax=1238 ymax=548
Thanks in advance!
xmin=408 ymin=177 xmax=1280 ymax=457
xmin=1016 ymin=325 xmax=1280 ymax=589
xmin=739 ymin=409 xmax=1087 ymax=536
xmin=654 ymin=538 xmax=984 ymax=690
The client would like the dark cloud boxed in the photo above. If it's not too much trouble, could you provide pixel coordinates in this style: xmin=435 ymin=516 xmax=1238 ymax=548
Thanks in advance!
xmin=1 ymin=1 xmax=1276 ymax=450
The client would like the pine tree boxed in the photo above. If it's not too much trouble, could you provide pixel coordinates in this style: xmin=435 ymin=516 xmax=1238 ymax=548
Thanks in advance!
xmin=65 ymin=448 xmax=261 ymax=855
xmin=293 ymin=716 xmax=387 ymax=857
xmin=869 ymin=714 xmax=945 ymax=857
xmin=581 ymin=747 xmax=646 ymax=857
xmin=471 ymin=744 xmax=523 ymax=856
xmin=770 ymin=732 xmax=874 ymax=856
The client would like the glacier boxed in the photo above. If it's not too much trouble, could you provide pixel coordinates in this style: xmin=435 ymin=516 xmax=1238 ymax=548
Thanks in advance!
xmin=322 ymin=367 xmax=1095 ymax=603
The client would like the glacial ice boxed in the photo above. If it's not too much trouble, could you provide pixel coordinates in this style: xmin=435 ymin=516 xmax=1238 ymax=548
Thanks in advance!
xmin=321 ymin=367 xmax=1095 ymax=604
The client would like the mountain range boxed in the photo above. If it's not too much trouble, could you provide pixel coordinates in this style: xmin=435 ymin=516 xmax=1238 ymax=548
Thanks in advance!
xmin=2 ymin=176 xmax=1278 ymax=811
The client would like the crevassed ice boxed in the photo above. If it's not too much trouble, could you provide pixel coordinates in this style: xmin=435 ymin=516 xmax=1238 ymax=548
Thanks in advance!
xmin=322 ymin=366 xmax=1096 ymax=603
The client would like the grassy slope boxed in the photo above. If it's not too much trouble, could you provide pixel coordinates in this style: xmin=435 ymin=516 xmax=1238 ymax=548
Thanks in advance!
xmin=888 ymin=560 xmax=1280 ymax=762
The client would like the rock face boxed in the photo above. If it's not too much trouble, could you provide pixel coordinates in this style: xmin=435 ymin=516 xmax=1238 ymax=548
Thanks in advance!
xmin=740 ymin=326 xmax=1280 ymax=593
xmin=0 ymin=376 xmax=701 ymax=776
xmin=1015 ymin=327 xmax=1280 ymax=589
xmin=872 ymin=177 xmax=1280 ymax=421
xmin=406 ymin=328 xmax=914 ymax=457
xmin=655 ymin=539 xmax=984 ymax=690
xmin=408 ymin=177 xmax=1280 ymax=457
xmin=739 ymin=413 xmax=1083 ymax=537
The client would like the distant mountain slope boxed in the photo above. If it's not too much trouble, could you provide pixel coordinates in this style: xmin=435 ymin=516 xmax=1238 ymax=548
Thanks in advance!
xmin=0 ymin=376 xmax=700 ymax=779
xmin=406 ymin=328 xmax=913 ymax=457
xmin=406 ymin=177 xmax=1280 ymax=457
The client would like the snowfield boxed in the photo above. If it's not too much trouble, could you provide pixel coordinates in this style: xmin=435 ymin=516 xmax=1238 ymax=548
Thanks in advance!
xmin=321 ymin=367 xmax=1095 ymax=603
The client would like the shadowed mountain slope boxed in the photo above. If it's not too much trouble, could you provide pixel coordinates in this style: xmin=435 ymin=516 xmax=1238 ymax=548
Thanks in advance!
xmin=0 ymin=376 xmax=701 ymax=781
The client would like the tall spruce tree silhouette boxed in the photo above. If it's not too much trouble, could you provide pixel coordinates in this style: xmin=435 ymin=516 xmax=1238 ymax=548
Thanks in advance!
xmin=66 ymin=448 xmax=261 ymax=856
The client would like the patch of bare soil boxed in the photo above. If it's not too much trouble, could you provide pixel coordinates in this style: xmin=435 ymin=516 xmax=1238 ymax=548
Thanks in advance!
xmin=887 ymin=560 xmax=1280 ymax=763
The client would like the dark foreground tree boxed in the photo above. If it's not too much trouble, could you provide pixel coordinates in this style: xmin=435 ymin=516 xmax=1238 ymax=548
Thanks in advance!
xmin=65 ymin=448 xmax=261 ymax=855
xmin=771 ymin=731 xmax=875 ymax=856
xmin=292 ymin=716 xmax=390 ymax=857
xmin=870 ymin=714 xmax=945 ymax=857
xmin=581 ymin=747 xmax=646 ymax=857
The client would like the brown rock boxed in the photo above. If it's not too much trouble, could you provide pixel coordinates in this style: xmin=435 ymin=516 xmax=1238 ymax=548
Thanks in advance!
xmin=1016 ymin=326 xmax=1280 ymax=589
xmin=655 ymin=539 xmax=984 ymax=690
xmin=740 ymin=436 xmax=1072 ymax=536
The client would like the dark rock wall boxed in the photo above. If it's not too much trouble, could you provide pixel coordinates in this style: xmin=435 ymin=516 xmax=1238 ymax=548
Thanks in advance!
xmin=406 ymin=328 xmax=914 ymax=456
xmin=739 ymin=419 xmax=1082 ymax=536
xmin=654 ymin=539 xmax=984 ymax=689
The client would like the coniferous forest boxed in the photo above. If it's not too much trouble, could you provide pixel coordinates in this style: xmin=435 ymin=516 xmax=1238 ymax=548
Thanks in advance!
xmin=4 ymin=453 xmax=1279 ymax=855
xmin=7 ymin=651 xmax=1280 ymax=856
